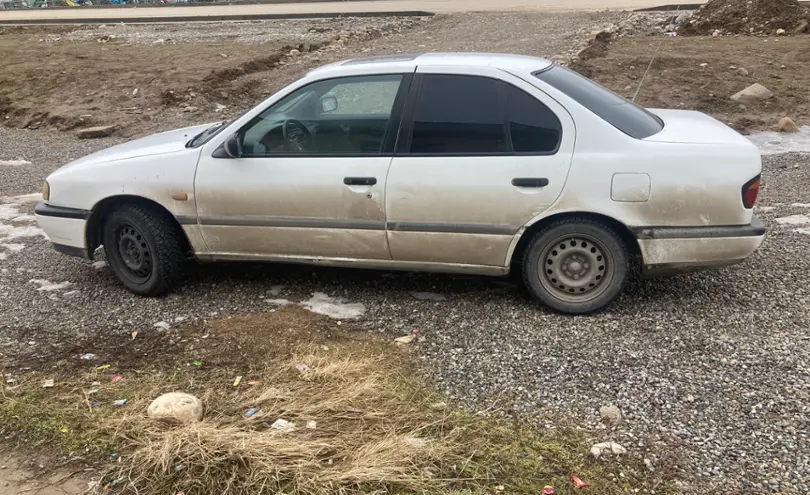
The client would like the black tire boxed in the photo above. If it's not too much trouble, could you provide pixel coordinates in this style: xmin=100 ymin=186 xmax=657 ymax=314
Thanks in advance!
xmin=522 ymin=218 xmax=629 ymax=314
xmin=102 ymin=204 xmax=187 ymax=296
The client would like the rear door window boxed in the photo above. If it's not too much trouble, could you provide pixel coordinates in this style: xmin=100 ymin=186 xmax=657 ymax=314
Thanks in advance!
xmin=503 ymin=83 xmax=562 ymax=153
xmin=408 ymin=74 xmax=507 ymax=154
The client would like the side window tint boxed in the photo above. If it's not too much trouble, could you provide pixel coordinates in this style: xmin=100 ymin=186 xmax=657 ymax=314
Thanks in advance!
xmin=239 ymin=74 xmax=402 ymax=156
xmin=410 ymin=75 xmax=506 ymax=154
xmin=503 ymin=84 xmax=562 ymax=153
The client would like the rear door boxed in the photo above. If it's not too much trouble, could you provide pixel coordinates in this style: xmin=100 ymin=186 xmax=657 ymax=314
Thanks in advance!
xmin=385 ymin=66 xmax=575 ymax=267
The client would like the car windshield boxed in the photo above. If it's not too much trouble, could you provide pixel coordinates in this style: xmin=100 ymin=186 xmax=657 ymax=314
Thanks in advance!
xmin=534 ymin=65 xmax=664 ymax=139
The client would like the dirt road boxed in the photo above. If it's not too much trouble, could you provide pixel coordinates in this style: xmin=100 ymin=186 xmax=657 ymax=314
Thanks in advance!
xmin=0 ymin=0 xmax=669 ymax=23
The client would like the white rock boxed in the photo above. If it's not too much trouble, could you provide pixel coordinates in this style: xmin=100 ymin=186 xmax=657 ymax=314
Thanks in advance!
xmin=589 ymin=441 xmax=627 ymax=459
xmin=599 ymin=405 xmax=622 ymax=426
xmin=394 ymin=334 xmax=416 ymax=344
xmin=779 ymin=117 xmax=799 ymax=134
xmin=776 ymin=28 xmax=786 ymax=35
xmin=731 ymin=83 xmax=773 ymax=102
xmin=147 ymin=392 xmax=203 ymax=423
xmin=288 ymin=49 xmax=301 ymax=57
xmin=736 ymin=67 xmax=749 ymax=76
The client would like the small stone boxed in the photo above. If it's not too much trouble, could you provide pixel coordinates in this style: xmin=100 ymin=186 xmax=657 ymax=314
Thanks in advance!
xmin=778 ymin=117 xmax=799 ymax=134
xmin=589 ymin=441 xmax=627 ymax=459
xmin=220 ymin=53 xmax=228 ymax=58
xmin=76 ymin=125 xmax=116 ymax=139
xmin=776 ymin=28 xmax=786 ymax=35
xmin=132 ymin=88 xmax=138 ymax=96
xmin=183 ymin=106 xmax=199 ymax=113
xmin=737 ymin=67 xmax=749 ymax=76
xmin=147 ymin=392 xmax=203 ymax=423
xmin=288 ymin=49 xmax=301 ymax=57
xmin=780 ymin=64 xmax=786 ymax=69
xmin=712 ymin=29 xmax=720 ymax=37
xmin=731 ymin=83 xmax=773 ymax=102
xmin=699 ymin=62 xmax=709 ymax=68
xmin=687 ymin=394 xmax=696 ymax=403
xmin=644 ymin=458 xmax=654 ymax=471
xmin=599 ymin=405 xmax=622 ymax=426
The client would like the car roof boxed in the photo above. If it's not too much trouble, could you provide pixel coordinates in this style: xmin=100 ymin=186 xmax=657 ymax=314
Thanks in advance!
xmin=307 ymin=52 xmax=553 ymax=78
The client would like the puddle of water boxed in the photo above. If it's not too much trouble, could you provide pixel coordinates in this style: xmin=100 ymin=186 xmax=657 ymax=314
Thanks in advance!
xmin=747 ymin=126 xmax=810 ymax=155
xmin=300 ymin=292 xmax=366 ymax=320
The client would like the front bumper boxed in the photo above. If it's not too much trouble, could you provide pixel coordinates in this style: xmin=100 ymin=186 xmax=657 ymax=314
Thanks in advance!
xmin=35 ymin=202 xmax=91 ymax=259
xmin=634 ymin=217 xmax=766 ymax=277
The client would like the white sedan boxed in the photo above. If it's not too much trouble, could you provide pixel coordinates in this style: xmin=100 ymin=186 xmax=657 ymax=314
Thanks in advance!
xmin=36 ymin=53 xmax=765 ymax=314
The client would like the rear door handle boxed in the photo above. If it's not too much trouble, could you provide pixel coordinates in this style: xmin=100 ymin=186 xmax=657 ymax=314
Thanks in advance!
xmin=344 ymin=177 xmax=377 ymax=186
xmin=512 ymin=178 xmax=549 ymax=188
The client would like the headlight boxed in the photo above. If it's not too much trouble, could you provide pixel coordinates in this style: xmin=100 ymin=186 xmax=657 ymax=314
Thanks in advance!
xmin=42 ymin=181 xmax=50 ymax=201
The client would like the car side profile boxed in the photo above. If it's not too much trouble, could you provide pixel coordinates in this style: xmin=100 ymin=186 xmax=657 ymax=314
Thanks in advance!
xmin=35 ymin=53 xmax=765 ymax=314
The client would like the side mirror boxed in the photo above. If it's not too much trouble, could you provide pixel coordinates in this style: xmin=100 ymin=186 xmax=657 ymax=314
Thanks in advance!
xmin=223 ymin=133 xmax=243 ymax=158
xmin=320 ymin=95 xmax=338 ymax=114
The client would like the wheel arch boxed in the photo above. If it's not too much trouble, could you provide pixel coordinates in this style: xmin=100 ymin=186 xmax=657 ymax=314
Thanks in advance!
xmin=85 ymin=195 xmax=191 ymax=258
xmin=508 ymin=211 xmax=641 ymax=268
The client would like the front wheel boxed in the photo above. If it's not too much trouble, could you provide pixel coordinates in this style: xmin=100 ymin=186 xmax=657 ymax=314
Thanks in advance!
xmin=102 ymin=204 xmax=187 ymax=296
xmin=522 ymin=218 xmax=629 ymax=314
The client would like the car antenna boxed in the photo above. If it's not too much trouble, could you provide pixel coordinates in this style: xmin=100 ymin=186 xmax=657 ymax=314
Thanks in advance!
xmin=632 ymin=6 xmax=680 ymax=103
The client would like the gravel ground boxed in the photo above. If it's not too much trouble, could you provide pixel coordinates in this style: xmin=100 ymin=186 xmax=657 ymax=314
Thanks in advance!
xmin=1 ymin=13 xmax=809 ymax=495
xmin=1 ymin=127 xmax=809 ymax=494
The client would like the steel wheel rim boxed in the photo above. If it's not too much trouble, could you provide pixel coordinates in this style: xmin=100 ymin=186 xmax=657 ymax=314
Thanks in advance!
xmin=116 ymin=223 xmax=152 ymax=283
xmin=537 ymin=234 xmax=614 ymax=303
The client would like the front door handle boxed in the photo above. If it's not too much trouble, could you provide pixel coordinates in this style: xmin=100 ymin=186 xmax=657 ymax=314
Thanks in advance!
xmin=512 ymin=178 xmax=549 ymax=188
xmin=344 ymin=177 xmax=377 ymax=186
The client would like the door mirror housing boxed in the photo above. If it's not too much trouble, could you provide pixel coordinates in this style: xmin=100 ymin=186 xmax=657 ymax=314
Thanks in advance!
xmin=223 ymin=133 xmax=243 ymax=158
xmin=320 ymin=94 xmax=338 ymax=114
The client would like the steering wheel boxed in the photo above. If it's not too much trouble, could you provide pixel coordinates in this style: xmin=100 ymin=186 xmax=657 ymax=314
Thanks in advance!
xmin=282 ymin=118 xmax=312 ymax=152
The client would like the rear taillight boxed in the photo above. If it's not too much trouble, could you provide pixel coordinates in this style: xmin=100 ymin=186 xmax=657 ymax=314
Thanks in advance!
xmin=742 ymin=175 xmax=760 ymax=209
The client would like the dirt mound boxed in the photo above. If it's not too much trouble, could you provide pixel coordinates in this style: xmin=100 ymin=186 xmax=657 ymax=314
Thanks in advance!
xmin=679 ymin=0 xmax=809 ymax=35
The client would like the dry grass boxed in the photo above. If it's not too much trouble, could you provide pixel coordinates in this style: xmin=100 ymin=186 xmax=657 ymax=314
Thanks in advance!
xmin=0 ymin=309 xmax=665 ymax=495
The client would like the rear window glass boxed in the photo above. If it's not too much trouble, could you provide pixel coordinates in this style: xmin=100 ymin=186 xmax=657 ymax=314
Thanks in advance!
xmin=534 ymin=65 xmax=664 ymax=139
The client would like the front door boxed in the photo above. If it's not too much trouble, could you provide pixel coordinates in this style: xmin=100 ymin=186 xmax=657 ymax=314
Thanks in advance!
xmin=385 ymin=67 xmax=576 ymax=267
xmin=194 ymin=73 xmax=408 ymax=260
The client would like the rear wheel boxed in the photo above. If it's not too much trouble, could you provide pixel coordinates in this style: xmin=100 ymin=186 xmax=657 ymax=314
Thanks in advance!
xmin=102 ymin=204 xmax=187 ymax=296
xmin=522 ymin=218 xmax=629 ymax=314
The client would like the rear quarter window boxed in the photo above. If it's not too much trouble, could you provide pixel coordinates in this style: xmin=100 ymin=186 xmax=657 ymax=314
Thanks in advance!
xmin=534 ymin=65 xmax=664 ymax=140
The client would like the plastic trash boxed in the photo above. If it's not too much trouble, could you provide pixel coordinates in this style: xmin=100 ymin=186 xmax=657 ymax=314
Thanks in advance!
xmin=113 ymin=399 xmax=127 ymax=407
xmin=306 ymin=420 xmax=317 ymax=429
xmin=42 ymin=379 xmax=54 ymax=388
xmin=244 ymin=408 xmax=258 ymax=418
xmin=295 ymin=364 xmax=311 ymax=373
xmin=541 ymin=486 xmax=554 ymax=495
xmin=247 ymin=380 xmax=261 ymax=386
xmin=111 ymin=375 xmax=122 ymax=383
xmin=131 ymin=331 xmax=138 ymax=340
xmin=572 ymin=476 xmax=587 ymax=488
xmin=80 ymin=353 xmax=96 ymax=360
xmin=192 ymin=360 xmax=202 ymax=367
xmin=232 ymin=376 xmax=242 ymax=387
xmin=96 ymin=364 xmax=111 ymax=371
xmin=174 ymin=464 xmax=185 ymax=472
xmin=271 ymin=419 xmax=295 ymax=431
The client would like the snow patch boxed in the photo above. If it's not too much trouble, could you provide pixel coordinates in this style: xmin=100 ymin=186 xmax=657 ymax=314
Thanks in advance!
xmin=790 ymin=203 xmax=810 ymax=208
xmin=268 ymin=285 xmax=286 ymax=296
xmin=30 ymin=279 xmax=73 ymax=291
xmin=299 ymin=292 xmax=365 ymax=320
xmin=91 ymin=260 xmax=108 ymax=270
xmin=775 ymin=215 xmax=810 ymax=225
xmin=0 ymin=159 xmax=32 ymax=167
xmin=757 ymin=206 xmax=776 ymax=212
xmin=3 ymin=193 xmax=42 ymax=204
xmin=795 ymin=228 xmax=810 ymax=236
xmin=747 ymin=126 xmax=810 ymax=155
xmin=0 ymin=194 xmax=48 ymax=251
xmin=154 ymin=321 xmax=171 ymax=330
xmin=266 ymin=298 xmax=292 ymax=306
